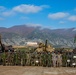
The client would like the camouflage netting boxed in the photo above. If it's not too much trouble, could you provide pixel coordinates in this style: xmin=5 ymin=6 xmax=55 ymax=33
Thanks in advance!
xmin=36 ymin=43 xmax=54 ymax=52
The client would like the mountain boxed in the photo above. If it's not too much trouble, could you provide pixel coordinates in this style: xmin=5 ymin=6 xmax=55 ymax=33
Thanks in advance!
xmin=0 ymin=25 xmax=36 ymax=36
xmin=0 ymin=25 xmax=76 ymax=48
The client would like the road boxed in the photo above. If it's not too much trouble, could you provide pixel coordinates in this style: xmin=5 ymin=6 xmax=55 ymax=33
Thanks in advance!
xmin=0 ymin=66 xmax=76 ymax=75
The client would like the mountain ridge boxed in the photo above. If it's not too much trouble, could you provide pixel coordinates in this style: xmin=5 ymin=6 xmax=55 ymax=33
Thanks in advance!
xmin=0 ymin=25 xmax=76 ymax=48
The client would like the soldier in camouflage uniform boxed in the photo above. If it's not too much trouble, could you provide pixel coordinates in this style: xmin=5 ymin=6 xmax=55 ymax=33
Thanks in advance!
xmin=26 ymin=52 xmax=31 ymax=66
xmin=13 ymin=51 xmax=20 ymax=65
xmin=52 ymin=52 xmax=57 ymax=67
xmin=2 ymin=52 xmax=7 ymax=66
xmin=38 ymin=52 xmax=42 ymax=66
xmin=62 ymin=52 xmax=67 ymax=67
xmin=7 ymin=50 xmax=11 ymax=65
xmin=41 ymin=51 xmax=48 ymax=67
xmin=47 ymin=51 xmax=52 ymax=67
xmin=21 ymin=51 xmax=27 ymax=66
xmin=34 ymin=52 xmax=40 ymax=66
xmin=57 ymin=52 xmax=62 ymax=67
xmin=10 ymin=52 xmax=14 ymax=66
xmin=66 ymin=51 xmax=73 ymax=67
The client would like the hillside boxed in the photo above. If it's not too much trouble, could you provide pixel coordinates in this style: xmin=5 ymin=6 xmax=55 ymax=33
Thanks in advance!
xmin=0 ymin=25 xmax=76 ymax=48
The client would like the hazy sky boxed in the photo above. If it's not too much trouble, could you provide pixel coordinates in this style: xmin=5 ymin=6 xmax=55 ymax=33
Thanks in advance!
xmin=0 ymin=0 xmax=76 ymax=29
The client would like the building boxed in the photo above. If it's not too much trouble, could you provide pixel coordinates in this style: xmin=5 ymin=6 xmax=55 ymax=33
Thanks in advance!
xmin=26 ymin=42 xmax=38 ymax=47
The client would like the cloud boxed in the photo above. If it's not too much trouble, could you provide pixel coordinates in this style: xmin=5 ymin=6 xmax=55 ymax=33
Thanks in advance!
xmin=0 ymin=6 xmax=6 ymax=12
xmin=59 ymin=21 xmax=65 ymax=24
xmin=0 ymin=17 xmax=4 ymax=20
xmin=0 ymin=4 xmax=49 ymax=17
xmin=40 ymin=5 xmax=50 ymax=8
xmin=68 ymin=15 xmax=76 ymax=21
xmin=74 ymin=8 xmax=76 ymax=11
xmin=2 ymin=10 xmax=15 ymax=16
xmin=13 ymin=4 xmax=48 ymax=13
xmin=20 ymin=16 xmax=29 ymax=19
xmin=48 ymin=12 xmax=69 ymax=19
xmin=26 ymin=23 xmax=42 ymax=27
xmin=0 ymin=6 xmax=15 ymax=16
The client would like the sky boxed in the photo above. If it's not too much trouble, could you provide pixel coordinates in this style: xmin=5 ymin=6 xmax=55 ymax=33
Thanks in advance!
xmin=0 ymin=0 xmax=76 ymax=29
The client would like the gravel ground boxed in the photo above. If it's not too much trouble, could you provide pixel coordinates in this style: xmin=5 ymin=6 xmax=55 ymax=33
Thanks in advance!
xmin=0 ymin=66 xmax=76 ymax=75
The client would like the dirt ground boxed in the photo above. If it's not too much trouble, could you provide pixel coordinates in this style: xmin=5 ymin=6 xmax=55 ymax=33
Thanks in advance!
xmin=0 ymin=66 xmax=76 ymax=75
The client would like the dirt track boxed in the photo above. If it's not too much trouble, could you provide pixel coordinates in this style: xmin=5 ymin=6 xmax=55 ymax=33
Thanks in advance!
xmin=0 ymin=66 xmax=76 ymax=75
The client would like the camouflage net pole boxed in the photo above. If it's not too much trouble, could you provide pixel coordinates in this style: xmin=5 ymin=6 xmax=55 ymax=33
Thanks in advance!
xmin=45 ymin=40 xmax=47 ymax=51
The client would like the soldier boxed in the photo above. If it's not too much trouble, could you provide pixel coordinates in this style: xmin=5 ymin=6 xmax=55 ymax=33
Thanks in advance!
xmin=62 ymin=52 xmax=67 ymax=67
xmin=30 ymin=52 xmax=35 ymax=66
xmin=38 ymin=52 xmax=42 ymax=66
xmin=13 ymin=51 xmax=20 ymax=65
xmin=52 ymin=52 xmax=57 ymax=67
xmin=72 ymin=48 xmax=76 ymax=67
xmin=2 ymin=52 xmax=7 ymax=66
xmin=26 ymin=52 xmax=31 ymax=66
xmin=41 ymin=51 xmax=47 ymax=67
xmin=7 ymin=50 xmax=11 ymax=65
xmin=21 ymin=51 xmax=27 ymax=66
xmin=34 ymin=52 xmax=40 ymax=66
xmin=0 ymin=53 xmax=3 ymax=65
xmin=57 ymin=52 xmax=62 ymax=67
xmin=47 ymin=51 xmax=52 ymax=67
xmin=66 ymin=51 xmax=73 ymax=67
xmin=18 ymin=50 xmax=22 ymax=65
